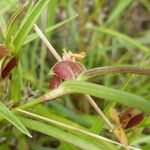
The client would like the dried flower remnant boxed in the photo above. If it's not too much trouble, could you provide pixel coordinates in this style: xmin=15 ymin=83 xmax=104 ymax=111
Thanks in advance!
xmin=109 ymin=108 xmax=128 ymax=148
xmin=49 ymin=51 xmax=86 ymax=89
xmin=62 ymin=49 xmax=86 ymax=62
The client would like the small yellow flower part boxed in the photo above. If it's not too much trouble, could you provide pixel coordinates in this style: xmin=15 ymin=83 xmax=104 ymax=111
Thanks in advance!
xmin=63 ymin=49 xmax=86 ymax=62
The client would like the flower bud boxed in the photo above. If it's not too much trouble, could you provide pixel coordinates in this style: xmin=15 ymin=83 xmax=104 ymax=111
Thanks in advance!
xmin=51 ymin=61 xmax=85 ymax=80
xmin=49 ymin=60 xmax=85 ymax=89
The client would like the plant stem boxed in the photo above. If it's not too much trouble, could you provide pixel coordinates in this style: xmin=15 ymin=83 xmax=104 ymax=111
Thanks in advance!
xmin=84 ymin=95 xmax=114 ymax=130
xmin=33 ymin=24 xmax=114 ymax=133
xmin=34 ymin=24 xmax=62 ymax=62
xmin=0 ymin=87 xmax=67 ymax=122
xmin=17 ymin=109 xmax=139 ymax=150
xmin=78 ymin=66 xmax=150 ymax=80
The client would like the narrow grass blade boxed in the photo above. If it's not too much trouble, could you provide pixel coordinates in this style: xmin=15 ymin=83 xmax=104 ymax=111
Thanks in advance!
xmin=17 ymin=109 xmax=138 ymax=150
xmin=47 ymin=0 xmax=57 ymax=39
xmin=0 ymin=101 xmax=32 ymax=137
xmin=19 ymin=116 xmax=102 ymax=150
xmin=10 ymin=63 xmax=22 ymax=103
xmin=0 ymin=15 xmax=6 ymax=37
xmin=13 ymin=0 xmax=49 ymax=52
xmin=0 ymin=0 xmax=17 ymax=16
xmin=106 ymin=0 xmax=132 ymax=25
xmin=5 ymin=1 xmax=29 ymax=47
xmin=24 ymin=14 xmax=78 ymax=45
xmin=61 ymin=80 xmax=150 ymax=114
xmin=86 ymin=25 xmax=149 ymax=53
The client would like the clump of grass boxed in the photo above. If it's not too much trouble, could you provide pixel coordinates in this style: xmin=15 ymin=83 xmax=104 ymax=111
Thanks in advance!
xmin=0 ymin=0 xmax=150 ymax=150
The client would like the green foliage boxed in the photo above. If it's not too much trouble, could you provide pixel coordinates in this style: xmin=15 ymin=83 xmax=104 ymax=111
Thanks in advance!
xmin=0 ymin=0 xmax=150 ymax=149
xmin=61 ymin=80 xmax=150 ymax=114
xmin=0 ymin=101 xmax=31 ymax=137
xmin=13 ymin=0 xmax=49 ymax=52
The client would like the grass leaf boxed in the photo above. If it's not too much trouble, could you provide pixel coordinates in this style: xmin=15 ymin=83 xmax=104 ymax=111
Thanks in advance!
xmin=24 ymin=14 xmax=78 ymax=45
xmin=0 ymin=101 xmax=31 ymax=137
xmin=5 ymin=1 xmax=28 ymax=47
xmin=61 ymin=80 xmax=150 ymax=114
xmin=106 ymin=0 xmax=133 ymax=25
xmin=19 ymin=116 xmax=103 ymax=150
xmin=86 ymin=25 xmax=150 ymax=53
xmin=13 ymin=0 xmax=49 ymax=52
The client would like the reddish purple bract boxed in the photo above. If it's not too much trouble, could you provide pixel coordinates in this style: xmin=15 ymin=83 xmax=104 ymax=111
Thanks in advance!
xmin=1 ymin=56 xmax=18 ymax=79
xmin=49 ymin=60 xmax=85 ymax=89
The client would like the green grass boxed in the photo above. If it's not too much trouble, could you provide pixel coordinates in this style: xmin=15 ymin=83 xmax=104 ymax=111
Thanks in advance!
xmin=0 ymin=0 xmax=150 ymax=150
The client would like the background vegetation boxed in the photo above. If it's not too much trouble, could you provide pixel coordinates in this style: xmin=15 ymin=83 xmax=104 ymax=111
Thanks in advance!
xmin=0 ymin=0 xmax=150 ymax=150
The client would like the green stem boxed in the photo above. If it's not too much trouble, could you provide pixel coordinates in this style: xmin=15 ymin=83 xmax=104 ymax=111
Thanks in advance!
xmin=78 ymin=66 xmax=150 ymax=81
xmin=0 ymin=88 xmax=67 ymax=122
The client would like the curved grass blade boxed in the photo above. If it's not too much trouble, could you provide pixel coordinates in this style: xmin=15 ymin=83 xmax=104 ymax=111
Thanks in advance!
xmin=0 ymin=0 xmax=17 ymax=16
xmin=0 ymin=15 xmax=6 ymax=37
xmin=13 ymin=0 xmax=49 ymax=52
xmin=0 ymin=101 xmax=32 ymax=137
xmin=61 ymin=80 xmax=150 ymax=114
xmin=19 ymin=116 xmax=102 ymax=150
xmin=23 ymin=14 xmax=78 ymax=45
xmin=106 ymin=0 xmax=132 ymax=25
xmin=86 ymin=25 xmax=149 ymax=53
xmin=5 ymin=1 xmax=29 ymax=47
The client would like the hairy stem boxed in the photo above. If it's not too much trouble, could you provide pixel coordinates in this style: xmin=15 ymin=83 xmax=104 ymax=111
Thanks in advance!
xmin=0 ymin=87 xmax=67 ymax=122
xmin=33 ymin=25 xmax=114 ymax=135
xmin=78 ymin=66 xmax=150 ymax=80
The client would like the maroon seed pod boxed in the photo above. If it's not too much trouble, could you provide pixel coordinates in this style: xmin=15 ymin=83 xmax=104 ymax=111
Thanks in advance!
xmin=51 ymin=61 xmax=85 ymax=80
xmin=124 ymin=113 xmax=145 ymax=129
xmin=0 ymin=45 xmax=9 ymax=59
xmin=1 ymin=56 xmax=18 ymax=79
xmin=119 ymin=108 xmax=145 ymax=129
xmin=49 ymin=75 xmax=62 ymax=90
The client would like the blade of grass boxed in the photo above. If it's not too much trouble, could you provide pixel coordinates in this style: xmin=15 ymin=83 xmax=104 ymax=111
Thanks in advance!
xmin=47 ymin=0 xmax=57 ymax=39
xmin=86 ymin=25 xmax=150 ymax=53
xmin=13 ymin=0 xmax=49 ymax=52
xmin=106 ymin=0 xmax=132 ymax=25
xmin=0 ymin=0 xmax=17 ymax=16
xmin=48 ymin=101 xmax=91 ymax=127
xmin=5 ymin=1 xmax=29 ymax=47
xmin=10 ymin=63 xmax=22 ymax=104
xmin=24 ymin=14 xmax=78 ymax=45
xmin=18 ymin=116 xmax=102 ymax=150
xmin=139 ymin=0 xmax=150 ymax=12
xmin=17 ymin=110 xmax=139 ymax=150
xmin=60 ymin=80 xmax=150 ymax=114
xmin=0 ymin=101 xmax=31 ymax=137
xmin=0 ymin=15 xmax=6 ymax=38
